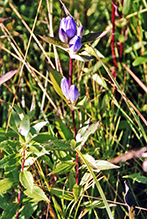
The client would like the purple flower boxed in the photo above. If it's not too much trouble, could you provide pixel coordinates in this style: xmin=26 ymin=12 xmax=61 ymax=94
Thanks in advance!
xmin=69 ymin=35 xmax=82 ymax=53
xmin=59 ymin=16 xmax=77 ymax=43
xmin=61 ymin=77 xmax=79 ymax=103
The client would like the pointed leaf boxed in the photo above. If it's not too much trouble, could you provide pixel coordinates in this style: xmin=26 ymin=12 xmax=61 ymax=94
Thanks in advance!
xmin=82 ymin=29 xmax=110 ymax=45
xmin=55 ymin=117 xmax=73 ymax=140
xmin=1 ymin=203 xmax=19 ymax=219
xmin=92 ymin=74 xmax=107 ymax=88
xmin=123 ymin=172 xmax=147 ymax=184
xmin=19 ymin=115 xmax=30 ymax=137
xmin=133 ymin=54 xmax=147 ymax=66
xmin=52 ymin=162 xmax=76 ymax=175
xmin=39 ymin=35 xmax=69 ymax=51
xmin=44 ymin=139 xmax=72 ymax=151
xmin=0 ymin=178 xmax=18 ymax=193
xmin=73 ymin=184 xmax=83 ymax=202
xmin=96 ymin=160 xmax=120 ymax=171
xmin=70 ymin=53 xmax=93 ymax=62
xmin=24 ymin=185 xmax=49 ymax=201
xmin=122 ymin=0 xmax=132 ymax=17
xmin=19 ymin=203 xmax=38 ymax=219
xmin=30 ymin=121 xmax=48 ymax=136
xmin=83 ymin=154 xmax=98 ymax=170
xmin=77 ymin=121 xmax=100 ymax=149
xmin=0 ymin=70 xmax=19 ymax=86
xmin=19 ymin=170 xmax=34 ymax=190
xmin=48 ymin=65 xmax=67 ymax=102
xmin=0 ymin=153 xmax=22 ymax=168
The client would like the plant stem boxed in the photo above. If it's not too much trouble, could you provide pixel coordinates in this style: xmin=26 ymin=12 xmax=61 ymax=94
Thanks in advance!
xmin=69 ymin=57 xmax=79 ymax=184
xmin=111 ymin=1 xmax=118 ymax=70
xmin=69 ymin=57 xmax=72 ymax=87
xmin=16 ymin=149 xmax=26 ymax=219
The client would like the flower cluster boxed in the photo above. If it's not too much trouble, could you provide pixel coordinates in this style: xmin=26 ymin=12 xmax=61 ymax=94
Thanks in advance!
xmin=61 ymin=77 xmax=79 ymax=103
xmin=59 ymin=16 xmax=83 ymax=53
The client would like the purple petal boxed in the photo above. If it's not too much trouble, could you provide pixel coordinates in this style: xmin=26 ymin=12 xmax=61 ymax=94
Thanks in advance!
xmin=59 ymin=28 xmax=68 ymax=43
xmin=69 ymin=84 xmax=79 ymax=103
xmin=0 ymin=70 xmax=19 ymax=86
xmin=77 ymin=25 xmax=83 ymax=38
xmin=61 ymin=77 xmax=70 ymax=100
xmin=69 ymin=35 xmax=82 ymax=53
xmin=65 ymin=16 xmax=77 ymax=39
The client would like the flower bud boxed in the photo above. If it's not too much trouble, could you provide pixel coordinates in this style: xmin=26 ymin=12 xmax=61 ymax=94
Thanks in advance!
xmin=61 ymin=77 xmax=79 ymax=103
xmin=59 ymin=16 xmax=77 ymax=43
xmin=68 ymin=84 xmax=79 ymax=103
xmin=61 ymin=77 xmax=70 ymax=100
xmin=77 ymin=25 xmax=83 ymax=38
xmin=69 ymin=35 xmax=82 ymax=53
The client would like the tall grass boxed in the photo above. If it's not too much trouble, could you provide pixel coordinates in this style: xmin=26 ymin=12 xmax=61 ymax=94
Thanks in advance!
xmin=0 ymin=0 xmax=147 ymax=218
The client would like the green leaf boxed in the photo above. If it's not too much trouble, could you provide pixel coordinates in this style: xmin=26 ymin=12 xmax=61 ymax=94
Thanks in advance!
xmin=55 ymin=117 xmax=73 ymax=140
xmin=52 ymin=162 xmax=76 ymax=175
xmin=122 ymin=0 xmax=132 ymax=17
xmin=96 ymin=160 xmax=119 ymax=171
xmin=9 ymin=109 xmax=21 ymax=132
xmin=30 ymin=121 xmax=48 ymax=136
xmin=19 ymin=203 xmax=38 ymax=219
xmin=48 ymin=65 xmax=67 ymax=102
xmin=0 ymin=153 xmax=22 ymax=169
xmin=123 ymin=173 xmax=147 ymax=184
xmin=51 ymin=188 xmax=73 ymax=201
xmin=132 ymin=54 xmax=147 ymax=66
xmin=0 ymin=140 xmax=21 ymax=150
xmin=69 ymin=52 xmax=93 ymax=62
xmin=77 ymin=121 xmax=100 ymax=150
xmin=0 ymin=178 xmax=18 ymax=193
xmin=31 ymin=133 xmax=55 ymax=143
xmin=43 ymin=139 xmax=72 ymax=151
xmin=39 ymin=35 xmax=69 ymax=51
xmin=1 ymin=203 xmax=19 ymax=219
xmin=19 ymin=115 xmax=30 ymax=137
xmin=24 ymin=185 xmax=49 ymax=202
xmin=73 ymin=184 xmax=83 ymax=202
xmin=83 ymin=154 xmax=98 ymax=170
xmin=82 ymin=29 xmax=110 ymax=45
xmin=19 ymin=170 xmax=34 ymax=190
xmin=92 ymin=74 xmax=107 ymax=88
xmin=82 ymin=32 xmax=103 ymax=45
xmin=76 ymin=96 xmax=90 ymax=108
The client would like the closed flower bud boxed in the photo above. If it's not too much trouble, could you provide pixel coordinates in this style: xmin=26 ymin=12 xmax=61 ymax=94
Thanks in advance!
xmin=68 ymin=84 xmax=79 ymax=103
xmin=77 ymin=25 xmax=83 ymax=38
xmin=59 ymin=16 xmax=77 ymax=43
xmin=69 ymin=35 xmax=82 ymax=53
xmin=61 ymin=77 xmax=79 ymax=103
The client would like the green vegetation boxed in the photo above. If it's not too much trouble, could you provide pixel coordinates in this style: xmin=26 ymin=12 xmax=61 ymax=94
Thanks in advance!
xmin=0 ymin=0 xmax=147 ymax=218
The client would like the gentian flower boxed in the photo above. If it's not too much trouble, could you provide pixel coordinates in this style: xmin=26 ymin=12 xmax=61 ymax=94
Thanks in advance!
xmin=59 ymin=16 xmax=77 ymax=43
xmin=61 ymin=77 xmax=79 ymax=103
xmin=69 ymin=35 xmax=82 ymax=53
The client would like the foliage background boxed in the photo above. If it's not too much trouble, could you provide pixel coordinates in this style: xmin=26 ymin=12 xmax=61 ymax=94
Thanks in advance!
xmin=0 ymin=0 xmax=147 ymax=218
